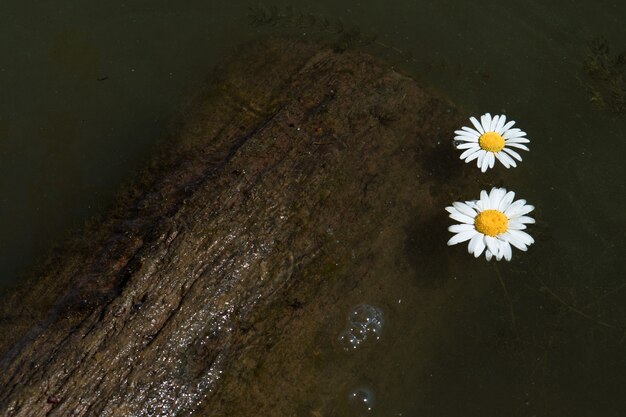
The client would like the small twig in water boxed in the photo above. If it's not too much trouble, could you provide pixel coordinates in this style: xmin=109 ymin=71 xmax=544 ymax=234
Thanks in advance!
xmin=538 ymin=278 xmax=623 ymax=333
xmin=494 ymin=263 xmax=516 ymax=327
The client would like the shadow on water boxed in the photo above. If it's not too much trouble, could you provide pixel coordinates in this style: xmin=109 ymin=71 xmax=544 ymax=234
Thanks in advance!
xmin=403 ymin=213 xmax=452 ymax=289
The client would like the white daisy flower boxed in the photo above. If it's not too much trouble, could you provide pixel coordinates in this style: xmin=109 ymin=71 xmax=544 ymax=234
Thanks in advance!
xmin=454 ymin=113 xmax=530 ymax=172
xmin=446 ymin=187 xmax=535 ymax=261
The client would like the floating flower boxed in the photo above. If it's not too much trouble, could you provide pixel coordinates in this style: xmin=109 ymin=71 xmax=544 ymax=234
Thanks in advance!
xmin=446 ymin=187 xmax=535 ymax=261
xmin=454 ymin=113 xmax=530 ymax=172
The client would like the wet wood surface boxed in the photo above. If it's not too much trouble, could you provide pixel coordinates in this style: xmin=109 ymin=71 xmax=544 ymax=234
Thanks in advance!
xmin=0 ymin=37 xmax=471 ymax=416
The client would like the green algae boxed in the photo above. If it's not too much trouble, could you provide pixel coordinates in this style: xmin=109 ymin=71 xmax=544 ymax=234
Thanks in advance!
xmin=583 ymin=38 xmax=626 ymax=114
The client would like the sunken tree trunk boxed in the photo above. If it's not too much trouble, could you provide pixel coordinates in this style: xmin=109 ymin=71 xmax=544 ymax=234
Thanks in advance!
xmin=0 ymin=37 xmax=472 ymax=416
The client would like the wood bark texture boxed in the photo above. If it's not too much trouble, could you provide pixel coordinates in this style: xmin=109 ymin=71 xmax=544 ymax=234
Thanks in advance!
xmin=0 ymin=37 xmax=472 ymax=416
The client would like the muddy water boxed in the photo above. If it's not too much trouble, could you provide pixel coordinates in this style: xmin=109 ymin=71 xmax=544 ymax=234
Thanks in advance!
xmin=1 ymin=0 xmax=625 ymax=415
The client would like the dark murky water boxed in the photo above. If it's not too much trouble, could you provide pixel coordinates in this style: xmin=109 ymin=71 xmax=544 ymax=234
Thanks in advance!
xmin=1 ymin=0 xmax=624 ymax=415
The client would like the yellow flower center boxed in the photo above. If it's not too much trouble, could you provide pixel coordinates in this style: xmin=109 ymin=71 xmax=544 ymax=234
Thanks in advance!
xmin=479 ymin=132 xmax=505 ymax=152
xmin=475 ymin=209 xmax=509 ymax=237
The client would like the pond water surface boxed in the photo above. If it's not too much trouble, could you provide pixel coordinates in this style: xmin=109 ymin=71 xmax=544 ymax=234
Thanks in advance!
xmin=1 ymin=0 xmax=624 ymax=416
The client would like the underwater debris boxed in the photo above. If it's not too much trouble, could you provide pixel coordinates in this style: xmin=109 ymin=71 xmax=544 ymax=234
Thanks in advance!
xmin=247 ymin=5 xmax=497 ymax=90
xmin=582 ymin=38 xmax=625 ymax=114
xmin=248 ymin=5 xmax=410 ymax=59
xmin=249 ymin=5 xmax=336 ymax=31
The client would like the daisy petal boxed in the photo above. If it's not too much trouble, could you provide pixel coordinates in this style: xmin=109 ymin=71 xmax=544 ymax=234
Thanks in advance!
xmin=504 ymin=199 xmax=527 ymax=216
xmin=503 ymin=130 xmax=527 ymax=139
xmin=455 ymin=130 xmax=480 ymax=139
xmin=453 ymin=202 xmax=477 ymax=217
xmin=481 ymin=113 xmax=492 ymax=132
xmin=449 ymin=211 xmax=475 ymax=224
xmin=509 ymin=229 xmax=534 ymax=245
xmin=499 ymin=191 xmax=515 ymax=212
xmin=490 ymin=115 xmax=499 ymax=132
xmin=495 ymin=152 xmax=510 ymax=168
xmin=464 ymin=149 xmax=483 ymax=163
xmin=455 ymin=135 xmax=479 ymax=142
xmin=502 ymin=231 xmax=527 ymax=251
xmin=502 ymin=147 xmax=523 ymax=161
xmin=499 ymin=120 xmax=515 ymax=133
xmin=449 ymin=223 xmax=475 ymax=233
xmin=477 ymin=151 xmax=486 ymax=169
xmin=501 ymin=241 xmax=512 ymax=261
xmin=461 ymin=126 xmax=481 ymax=136
xmin=485 ymin=249 xmax=493 ymax=261
xmin=480 ymin=190 xmax=490 ymax=207
xmin=515 ymin=215 xmax=535 ymax=224
xmin=467 ymin=233 xmax=478 ymax=252
xmin=489 ymin=187 xmax=506 ymax=208
xmin=497 ymin=151 xmax=517 ymax=168
xmin=447 ymin=230 xmax=477 ymax=246
xmin=508 ymin=221 xmax=527 ymax=230
xmin=460 ymin=147 xmax=480 ymax=160
xmin=485 ymin=236 xmax=499 ymax=256
xmin=466 ymin=200 xmax=479 ymax=210
xmin=506 ymin=143 xmax=530 ymax=151
xmin=495 ymin=115 xmax=506 ymax=133
xmin=505 ymin=137 xmax=530 ymax=144
xmin=470 ymin=117 xmax=484 ymax=134
xmin=468 ymin=234 xmax=486 ymax=257
xmin=495 ymin=241 xmax=504 ymax=261
xmin=509 ymin=204 xmax=535 ymax=217
xmin=480 ymin=154 xmax=490 ymax=172
xmin=456 ymin=142 xmax=478 ymax=149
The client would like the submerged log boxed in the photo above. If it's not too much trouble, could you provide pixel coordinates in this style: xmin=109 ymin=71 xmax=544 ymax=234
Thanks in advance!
xmin=0 ymin=37 xmax=474 ymax=416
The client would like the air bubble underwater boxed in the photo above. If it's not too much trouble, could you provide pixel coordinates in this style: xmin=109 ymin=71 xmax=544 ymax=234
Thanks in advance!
xmin=337 ymin=304 xmax=384 ymax=352
xmin=348 ymin=386 xmax=375 ymax=413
